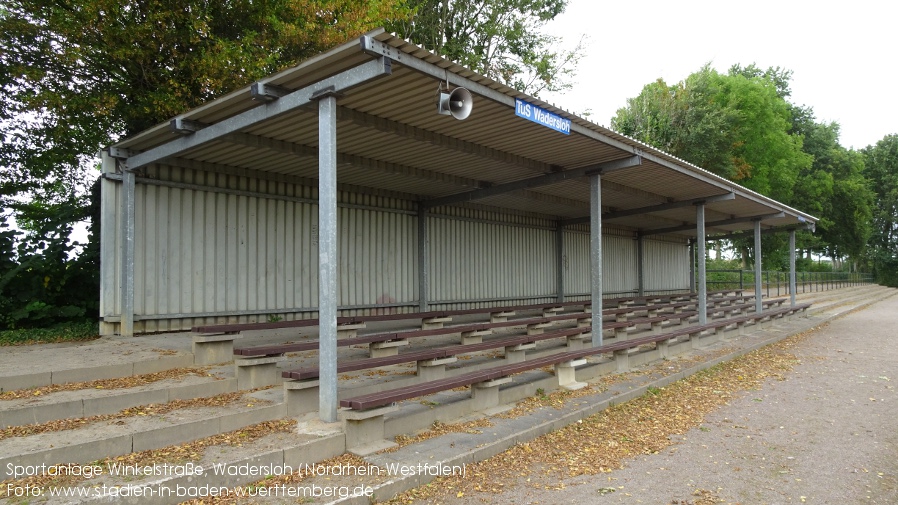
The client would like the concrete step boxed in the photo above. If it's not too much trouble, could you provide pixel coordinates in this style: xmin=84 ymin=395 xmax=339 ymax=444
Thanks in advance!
xmin=0 ymin=416 xmax=348 ymax=505
xmin=0 ymin=372 xmax=236 ymax=429
xmin=0 ymin=387 xmax=285 ymax=481
xmin=802 ymin=285 xmax=895 ymax=316
xmin=0 ymin=336 xmax=194 ymax=393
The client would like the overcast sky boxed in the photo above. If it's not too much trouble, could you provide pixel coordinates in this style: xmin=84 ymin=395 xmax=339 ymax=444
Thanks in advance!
xmin=541 ymin=0 xmax=897 ymax=150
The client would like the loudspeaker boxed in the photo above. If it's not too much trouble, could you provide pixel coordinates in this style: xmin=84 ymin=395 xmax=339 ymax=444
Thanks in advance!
xmin=437 ymin=87 xmax=473 ymax=120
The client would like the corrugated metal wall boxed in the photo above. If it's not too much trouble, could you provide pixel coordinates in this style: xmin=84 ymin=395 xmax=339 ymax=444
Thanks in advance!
xmin=563 ymin=231 xmax=638 ymax=297
xmin=427 ymin=213 xmax=557 ymax=309
xmin=101 ymin=164 xmax=422 ymax=332
xmin=99 ymin=164 xmax=691 ymax=334
xmin=644 ymin=237 xmax=690 ymax=293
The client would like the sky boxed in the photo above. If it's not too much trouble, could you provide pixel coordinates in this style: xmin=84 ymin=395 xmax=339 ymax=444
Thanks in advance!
xmin=540 ymin=0 xmax=898 ymax=150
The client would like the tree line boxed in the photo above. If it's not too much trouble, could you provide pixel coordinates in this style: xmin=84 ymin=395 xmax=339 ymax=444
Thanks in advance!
xmin=1 ymin=1 xmax=895 ymax=332
xmin=612 ymin=65 xmax=898 ymax=285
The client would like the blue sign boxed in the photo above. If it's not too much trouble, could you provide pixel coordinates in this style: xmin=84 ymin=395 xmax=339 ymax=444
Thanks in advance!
xmin=514 ymin=99 xmax=571 ymax=135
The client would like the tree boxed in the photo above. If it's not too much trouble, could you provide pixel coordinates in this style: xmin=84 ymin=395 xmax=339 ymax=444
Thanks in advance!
xmin=788 ymin=108 xmax=873 ymax=268
xmin=1 ymin=0 xmax=407 ymax=214
xmin=863 ymin=134 xmax=898 ymax=285
xmin=390 ymin=0 xmax=582 ymax=96
xmin=611 ymin=65 xmax=810 ymax=202
xmin=1 ymin=0 xmax=406 ymax=328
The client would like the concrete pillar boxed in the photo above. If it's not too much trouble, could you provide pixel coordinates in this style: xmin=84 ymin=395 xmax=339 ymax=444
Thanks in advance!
xmin=418 ymin=206 xmax=429 ymax=311
xmin=689 ymin=239 xmax=696 ymax=293
xmin=318 ymin=94 xmax=339 ymax=423
xmin=696 ymin=204 xmax=707 ymax=325
xmin=789 ymin=230 xmax=797 ymax=307
xmin=590 ymin=173 xmax=603 ymax=346
xmin=121 ymin=167 xmax=135 ymax=337
xmin=556 ymin=223 xmax=565 ymax=303
xmin=637 ymin=233 xmax=645 ymax=297
xmin=754 ymin=219 xmax=763 ymax=314
xmin=99 ymin=152 xmax=118 ymax=336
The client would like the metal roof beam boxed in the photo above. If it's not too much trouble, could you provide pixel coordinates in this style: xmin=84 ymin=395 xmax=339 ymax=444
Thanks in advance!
xmin=336 ymin=106 xmax=550 ymax=174
xmin=421 ymin=156 xmax=640 ymax=209
xmin=123 ymin=57 xmax=393 ymax=171
xmin=225 ymin=132 xmax=483 ymax=190
xmin=641 ymin=211 xmax=786 ymax=237
xmin=603 ymin=192 xmax=735 ymax=220
xmin=705 ymin=223 xmax=815 ymax=241
xmin=154 ymin=156 xmax=422 ymax=202
xmin=224 ymin=132 xmax=589 ymax=211
xmin=559 ymin=191 xmax=734 ymax=226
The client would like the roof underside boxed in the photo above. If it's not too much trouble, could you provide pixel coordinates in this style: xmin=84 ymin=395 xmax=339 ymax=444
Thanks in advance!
xmin=112 ymin=30 xmax=816 ymax=239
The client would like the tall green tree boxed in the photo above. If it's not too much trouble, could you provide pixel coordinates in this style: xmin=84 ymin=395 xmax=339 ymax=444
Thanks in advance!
xmin=1 ymin=0 xmax=407 ymax=215
xmin=1 ymin=0 xmax=406 ymax=328
xmin=611 ymin=64 xmax=810 ymax=203
xmin=611 ymin=64 xmax=837 ymax=267
xmin=390 ymin=0 xmax=582 ymax=95
xmin=863 ymin=134 xmax=898 ymax=285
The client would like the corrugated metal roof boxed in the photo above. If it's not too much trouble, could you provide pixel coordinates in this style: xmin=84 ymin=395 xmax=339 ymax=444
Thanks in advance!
xmin=111 ymin=28 xmax=816 ymax=239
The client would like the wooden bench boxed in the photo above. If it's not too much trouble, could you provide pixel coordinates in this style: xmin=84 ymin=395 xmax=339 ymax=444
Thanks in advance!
xmin=232 ymin=295 xmax=768 ymax=386
xmin=191 ymin=292 xmax=713 ymax=363
xmin=340 ymin=302 xmax=810 ymax=412
xmin=235 ymin=293 xmax=754 ymax=357
xmin=335 ymin=301 xmax=808 ymax=453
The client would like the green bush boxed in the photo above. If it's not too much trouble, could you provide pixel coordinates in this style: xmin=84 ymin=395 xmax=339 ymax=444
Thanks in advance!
xmin=0 ymin=179 xmax=100 ymax=331
xmin=0 ymin=321 xmax=99 ymax=346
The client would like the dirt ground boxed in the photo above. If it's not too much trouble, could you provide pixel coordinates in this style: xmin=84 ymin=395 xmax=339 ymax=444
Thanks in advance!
xmin=406 ymin=295 xmax=898 ymax=505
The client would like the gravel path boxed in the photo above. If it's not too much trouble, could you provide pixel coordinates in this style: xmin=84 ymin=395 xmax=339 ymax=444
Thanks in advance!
xmin=412 ymin=295 xmax=898 ymax=505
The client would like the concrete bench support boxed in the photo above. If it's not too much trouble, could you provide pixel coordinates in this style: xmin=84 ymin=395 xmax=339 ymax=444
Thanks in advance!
xmin=192 ymin=333 xmax=236 ymax=365
xmin=613 ymin=349 xmax=631 ymax=373
xmin=657 ymin=339 xmax=670 ymax=359
xmin=490 ymin=311 xmax=515 ymax=323
xmin=504 ymin=343 xmax=534 ymax=363
xmin=235 ymin=355 xmax=285 ymax=389
xmin=341 ymin=404 xmax=399 ymax=456
xmin=555 ymin=359 xmax=587 ymax=390
xmin=542 ymin=307 xmax=563 ymax=317
xmin=471 ymin=377 xmax=511 ymax=411
xmin=566 ymin=332 xmax=588 ymax=350
xmin=369 ymin=339 xmax=408 ymax=358
xmin=527 ymin=322 xmax=551 ymax=335
xmin=337 ymin=323 xmax=366 ymax=339
xmin=614 ymin=326 xmax=628 ymax=340
xmin=576 ymin=317 xmax=592 ymax=329
xmin=461 ymin=329 xmax=492 ymax=345
xmin=417 ymin=357 xmax=457 ymax=381
xmin=284 ymin=379 xmax=319 ymax=415
xmin=422 ymin=316 xmax=452 ymax=330
xmin=688 ymin=331 xmax=704 ymax=350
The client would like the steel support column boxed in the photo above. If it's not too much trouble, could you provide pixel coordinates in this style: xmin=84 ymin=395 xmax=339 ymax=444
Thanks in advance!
xmin=418 ymin=206 xmax=429 ymax=311
xmin=696 ymin=204 xmax=707 ymax=325
xmin=556 ymin=224 xmax=565 ymax=303
xmin=789 ymin=230 xmax=797 ymax=307
xmin=318 ymin=95 xmax=339 ymax=423
xmin=637 ymin=234 xmax=645 ymax=297
xmin=754 ymin=219 xmax=763 ymax=313
xmin=689 ymin=239 xmax=696 ymax=293
xmin=590 ymin=174 xmax=603 ymax=346
xmin=121 ymin=168 xmax=135 ymax=337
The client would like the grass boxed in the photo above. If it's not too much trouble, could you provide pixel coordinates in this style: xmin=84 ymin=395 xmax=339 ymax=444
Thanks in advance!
xmin=0 ymin=321 xmax=100 ymax=346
